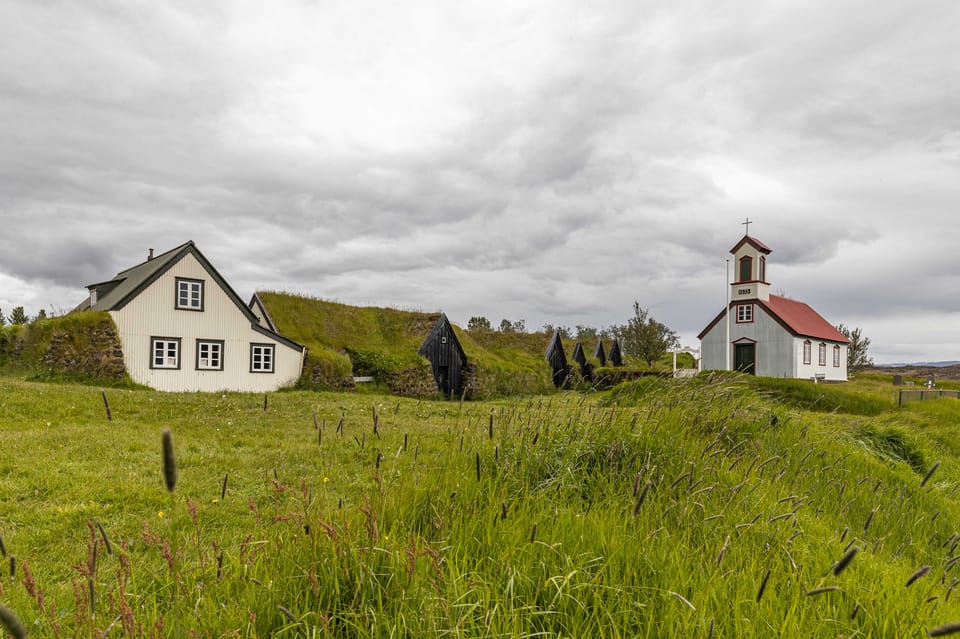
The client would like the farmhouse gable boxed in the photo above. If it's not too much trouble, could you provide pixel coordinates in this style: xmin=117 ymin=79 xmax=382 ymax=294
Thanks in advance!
xmin=78 ymin=241 xmax=304 ymax=392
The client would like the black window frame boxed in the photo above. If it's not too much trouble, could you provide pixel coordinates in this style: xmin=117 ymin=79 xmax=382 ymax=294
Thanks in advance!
xmin=196 ymin=339 xmax=225 ymax=371
xmin=175 ymin=277 xmax=205 ymax=311
xmin=250 ymin=343 xmax=275 ymax=374
xmin=150 ymin=336 xmax=182 ymax=370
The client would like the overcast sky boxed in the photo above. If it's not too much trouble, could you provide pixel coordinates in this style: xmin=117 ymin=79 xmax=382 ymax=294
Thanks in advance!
xmin=2 ymin=1 xmax=958 ymax=364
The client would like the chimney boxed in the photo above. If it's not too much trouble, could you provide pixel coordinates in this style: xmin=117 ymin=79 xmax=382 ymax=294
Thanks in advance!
xmin=148 ymin=248 xmax=154 ymax=261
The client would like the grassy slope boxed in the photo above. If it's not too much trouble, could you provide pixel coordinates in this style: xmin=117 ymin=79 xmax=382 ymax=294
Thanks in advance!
xmin=257 ymin=291 xmax=692 ymax=396
xmin=258 ymin=292 xmax=557 ymax=394
xmin=2 ymin=374 xmax=960 ymax=636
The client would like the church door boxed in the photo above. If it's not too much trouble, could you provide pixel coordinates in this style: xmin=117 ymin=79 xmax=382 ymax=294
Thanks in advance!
xmin=734 ymin=343 xmax=756 ymax=375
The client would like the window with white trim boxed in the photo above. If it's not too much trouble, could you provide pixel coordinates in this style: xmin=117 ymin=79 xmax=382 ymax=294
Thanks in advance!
xmin=197 ymin=340 xmax=224 ymax=371
xmin=818 ymin=343 xmax=827 ymax=366
xmin=736 ymin=304 xmax=753 ymax=323
xmin=176 ymin=278 xmax=204 ymax=311
xmin=250 ymin=343 xmax=275 ymax=373
xmin=833 ymin=344 xmax=841 ymax=367
xmin=151 ymin=337 xmax=181 ymax=369
xmin=803 ymin=340 xmax=811 ymax=365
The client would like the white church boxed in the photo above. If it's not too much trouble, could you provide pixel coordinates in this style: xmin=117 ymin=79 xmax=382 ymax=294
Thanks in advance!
xmin=698 ymin=233 xmax=850 ymax=381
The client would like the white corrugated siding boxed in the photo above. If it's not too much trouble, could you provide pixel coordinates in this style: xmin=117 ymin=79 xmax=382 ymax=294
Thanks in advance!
xmin=110 ymin=254 xmax=303 ymax=392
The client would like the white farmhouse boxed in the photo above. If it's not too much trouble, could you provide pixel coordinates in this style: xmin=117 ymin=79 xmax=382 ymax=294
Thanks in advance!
xmin=698 ymin=235 xmax=849 ymax=381
xmin=78 ymin=241 xmax=305 ymax=392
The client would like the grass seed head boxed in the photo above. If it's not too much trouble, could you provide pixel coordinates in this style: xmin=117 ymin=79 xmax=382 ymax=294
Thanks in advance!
xmin=756 ymin=568 xmax=771 ymax=602
xmin=161 ymin=429 xmax=177 ymax=492
xmin=907 ymin=565 xmax=932 ymax=587
xmin=921 ymin=461 xmax=942 ymax=488
xmin=833 ymin=546 xmax=859 ymax=576
xmin=929 ymin=622 xmax=960 ymax=637
xmin=0 ymin=604 xmax=27 ymax=639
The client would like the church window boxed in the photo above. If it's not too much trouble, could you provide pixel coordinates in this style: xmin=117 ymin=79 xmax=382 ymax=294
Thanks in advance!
xmin=803 ymin=340 xmax=811 ymax=365
xmin=736 ymin=304 xmax=753 ymax=323
xmin=818 ymin=343 xmax=827 ymax=366
xmin=738 ymin=256 xmax=752 ymax=282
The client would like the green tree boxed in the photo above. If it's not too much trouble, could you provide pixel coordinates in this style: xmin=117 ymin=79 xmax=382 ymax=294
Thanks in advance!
xmin=542 ymin=324 xmax=571 ymax=338
xmin=34 ymin=309 xmax=47 ymax=322
xmin=837 ymin=324 xmax=873 ymax=371
xmin=467 ymin=316 xmax=492 ymax=332
xmin=575 ymin=325 xmax=598 ymax=342
xmin=612 ymin=302 xmax=679 ymax=366
xmin=499 ymin=319 xmax=526 ymax=333
xmin=9 ymin=306 xmax=28 ymax=325
xmin=0 ymin=307 xmax=5 ymax=326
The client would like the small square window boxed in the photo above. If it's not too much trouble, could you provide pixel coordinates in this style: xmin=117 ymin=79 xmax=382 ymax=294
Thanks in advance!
xmin=151 ymin=337 xmax=181 ymax=369
xmin=736 ymin=304 xmax=753 ymax=323
xmin=176 ymin=278 xmax=204 ymax=311
xmin=197 ymin=340 xmax=224 ymax=371
xmin=250 ymin=343 xmax=275 ymax=373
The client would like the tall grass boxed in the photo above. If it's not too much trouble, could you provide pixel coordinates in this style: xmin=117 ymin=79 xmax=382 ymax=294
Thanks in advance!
xmin=1 ymin=374 xmax=960 ymax=636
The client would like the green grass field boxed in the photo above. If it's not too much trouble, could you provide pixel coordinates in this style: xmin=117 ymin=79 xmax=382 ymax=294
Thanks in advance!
xmin=2 ymin=372 xmax=960 ymax=637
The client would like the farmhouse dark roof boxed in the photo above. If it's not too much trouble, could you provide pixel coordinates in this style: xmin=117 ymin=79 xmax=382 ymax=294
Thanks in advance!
xmin=78 ymin=240 xmax=303 ymax=351
xmin=698 ymin=294 xmax=850 ymax=343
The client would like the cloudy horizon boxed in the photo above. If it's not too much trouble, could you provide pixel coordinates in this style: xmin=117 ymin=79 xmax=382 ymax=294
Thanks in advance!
xmin=2 ymin=1 xmax=959 ymax=364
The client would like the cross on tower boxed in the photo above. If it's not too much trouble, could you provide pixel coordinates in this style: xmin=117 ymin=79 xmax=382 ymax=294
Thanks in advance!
xmin=742 ymin=217 xmax=753 ymax=235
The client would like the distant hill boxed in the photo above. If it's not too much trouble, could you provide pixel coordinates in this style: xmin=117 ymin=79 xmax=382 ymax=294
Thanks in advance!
xmin=876 ymin=361 xmax=960 ymax=368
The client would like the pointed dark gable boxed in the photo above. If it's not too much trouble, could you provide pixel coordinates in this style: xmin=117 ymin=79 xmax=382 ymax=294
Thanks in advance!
xmin=572 ymin=341 xmax=590 ymax=378
xmin=544 ymin=331 xmax=567 ymax=370
xmin=594 ymin=338 xmax=607 ymax=367
xmin=609 ymin=339 xmax=623 ymax=366
xmin=572 ymin=342 xmax=586 ymax=366
xmin=418 ymin=313 xmax=467 ymax=398
xmin=544 ymin=331 xmax=569 ymax=387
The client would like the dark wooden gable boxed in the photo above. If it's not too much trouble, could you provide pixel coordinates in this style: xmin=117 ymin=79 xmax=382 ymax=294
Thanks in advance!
xmin=609 ymin=339 xmax=623 ymax=366
xmin=417 ymin=313 xmax=467 ymax=398
xmin=594 ymin=338 xmax=607 ymax=367
xmin=572 ymin=341 xmax=589 ymax=377
xmin=544 ymin=330 xmax=569 ymax=387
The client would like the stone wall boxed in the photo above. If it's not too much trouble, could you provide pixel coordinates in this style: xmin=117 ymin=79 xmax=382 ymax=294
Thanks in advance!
xmin=40 ymin=317 xmax=127 ymax=381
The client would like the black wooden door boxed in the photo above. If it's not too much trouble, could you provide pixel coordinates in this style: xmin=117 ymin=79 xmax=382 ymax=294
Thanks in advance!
xmin=437 ymin=366 xmax=450 ymax=395
xmin=734 ymin=343 xmax=756 ymax=375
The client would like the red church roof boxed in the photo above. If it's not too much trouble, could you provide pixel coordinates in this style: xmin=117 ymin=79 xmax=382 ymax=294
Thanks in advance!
xmin=730 ymin=235 xmax=772 ymax=254
xmin=698 ymin=294 xmax=850 ymax=343
xmin=761 ymin=295 xmax=849 ymax=343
